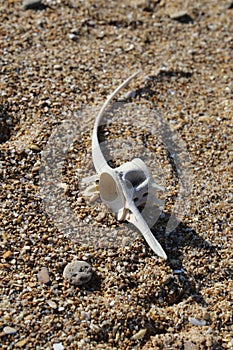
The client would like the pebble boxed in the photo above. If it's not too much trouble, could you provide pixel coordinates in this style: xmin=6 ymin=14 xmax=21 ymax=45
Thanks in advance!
xmin=95 ymin=211 xmax=106 ymax=222
xmin=15 ymin=338 xmax=29 ymax=347
xmin=3 ymin=326 xmax=17 ymax=334
xmin=22 ymin=0 xmax=45 ymax=10
xmin=63 ymin=260 xmax=93 ymax=286
xmin=47 ymin=300 xmax=57 ymax=309
xmin=122 ymin=90 xmax=137 ymax=100
xmin=53 ymin=65 xmax=62 ymax=70
xmin=203 ymin=312 xmax=211 ymax=321
xmin=29 ymin=144 xmax=41 ymax=152
xmin=37 ymin=267 xmax=50 ymax=284
xmin=184 ymin=341 xmax=198 ymax=350
xmin=188 ymin=317 xmax=206 ymax=326
xmin=131 ymin=328 xmax=147 ymax=340
xmin=20 ymin=245 xmax=31 ymax=255
xmin=170 ymin=11 xmax=193 ymax=23
xmin=53 ymin=343 xmax=64 ymax=350
xmin=3 ymin=250 xmax=12 ymax=259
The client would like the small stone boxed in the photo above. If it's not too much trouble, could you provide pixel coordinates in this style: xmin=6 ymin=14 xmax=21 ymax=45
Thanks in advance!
xmin=15 ymin=338 xmax=29 ymax=347
xmin=170 ymin=11 xmax=193 ymax=23
xmin=29 ymin=144 xmax=41 ymax=152
xmin=188 ymin=317 xmax=206 ymax=326
xmin=22 ymin=0 xmax=46 ymax=10
xmin=122 ymin=90 xmax=137 ymax=100
xmin=68 ymin=33 xmax=78 ymax=41
xmin=203 ymin=312 xmax=211 ymax=321
xmin=3 ymin=326 xmax=17 ymax=334
xmin=63 ymin=260 xmax=93 ymax=286
xmin=32 ymin=165 xmax=40 ymax=173
xmin=53 ymin=64 xmax=62 ymax=70
xmin=95 ymin=211 xmax=106 ymax=222
xmin=184 ymin=341 xmax=198 ymax=350
xmin=47 ymin=300 xmax=57 ymax=309
xmin=37 ymin=267 xmax=50 ymax=284
xmin=20 ymin=246 xmax=31 ymax=255
xmin=57 ymin=182 xmax=69 ymax=194
xmin=131 ymin=328 xmax=147 ymax=340
xmin=3 ymin=250 xmax=12 ymax=259
xmin=53 ymin=343 xmax=64 ymax=350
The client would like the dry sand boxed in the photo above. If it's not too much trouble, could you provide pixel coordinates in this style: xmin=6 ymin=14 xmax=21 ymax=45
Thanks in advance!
xmin=1 ymin=0 xmax=232 ymax=349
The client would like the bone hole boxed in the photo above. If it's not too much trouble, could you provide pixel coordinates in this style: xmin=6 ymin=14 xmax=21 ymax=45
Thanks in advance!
xmin=143 ymin=192 xmax=148 ymax=197
xmin=99 ymin=173 xmax=118 ymax=201
xmin=125 ymin=170 xmax=146 ymax=187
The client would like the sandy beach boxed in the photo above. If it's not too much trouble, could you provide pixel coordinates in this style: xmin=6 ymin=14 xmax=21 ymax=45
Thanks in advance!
xmin=1 ymin=0 xmax=232 ymax=349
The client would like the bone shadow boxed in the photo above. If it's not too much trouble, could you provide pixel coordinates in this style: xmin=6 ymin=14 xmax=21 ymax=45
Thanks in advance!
xmin=151 ymin=212 xmax=214 ymax=306
xmin=131 ymin=213 xmax=216 ymax=346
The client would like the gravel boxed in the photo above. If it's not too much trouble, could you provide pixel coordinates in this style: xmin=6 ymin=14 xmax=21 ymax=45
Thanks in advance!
xmin=1 ymin=0 xmax=232 ymax=349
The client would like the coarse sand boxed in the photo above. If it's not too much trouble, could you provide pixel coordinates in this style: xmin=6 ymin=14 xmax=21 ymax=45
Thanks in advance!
xmin=1 ymin=0 xmax=232 ymax=349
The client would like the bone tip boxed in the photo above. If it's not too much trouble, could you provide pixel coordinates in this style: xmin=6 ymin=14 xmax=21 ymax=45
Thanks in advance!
xmin=156 ymin=248 xmax=167 ymax=260
xmin=161 ymin=252 xmax=167 ymax=260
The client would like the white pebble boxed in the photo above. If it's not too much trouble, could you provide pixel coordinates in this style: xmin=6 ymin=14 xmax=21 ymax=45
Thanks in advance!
xmin=3 ymin=326 xmax=17 ymax=334
xmin=188 ymin=317 xmax=206 ymax=326
xmin=131 ymin=328 xmax=147 ymax=340
xmin=47 ymin=300 xmax=57 ymax=309
xmin=53 ymin=343 xmax=64 ymax=350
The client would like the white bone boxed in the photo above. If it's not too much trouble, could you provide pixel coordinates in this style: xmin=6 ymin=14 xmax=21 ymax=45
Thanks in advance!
xmin=84 ymin=72 xmax=167 ymax=259
xmin=92 ymin=71 xmax=140 ymax=174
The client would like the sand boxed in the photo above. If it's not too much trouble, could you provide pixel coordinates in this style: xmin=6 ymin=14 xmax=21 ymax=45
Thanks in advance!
xmin=1 ymin=0 xmax=232 ymax=349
